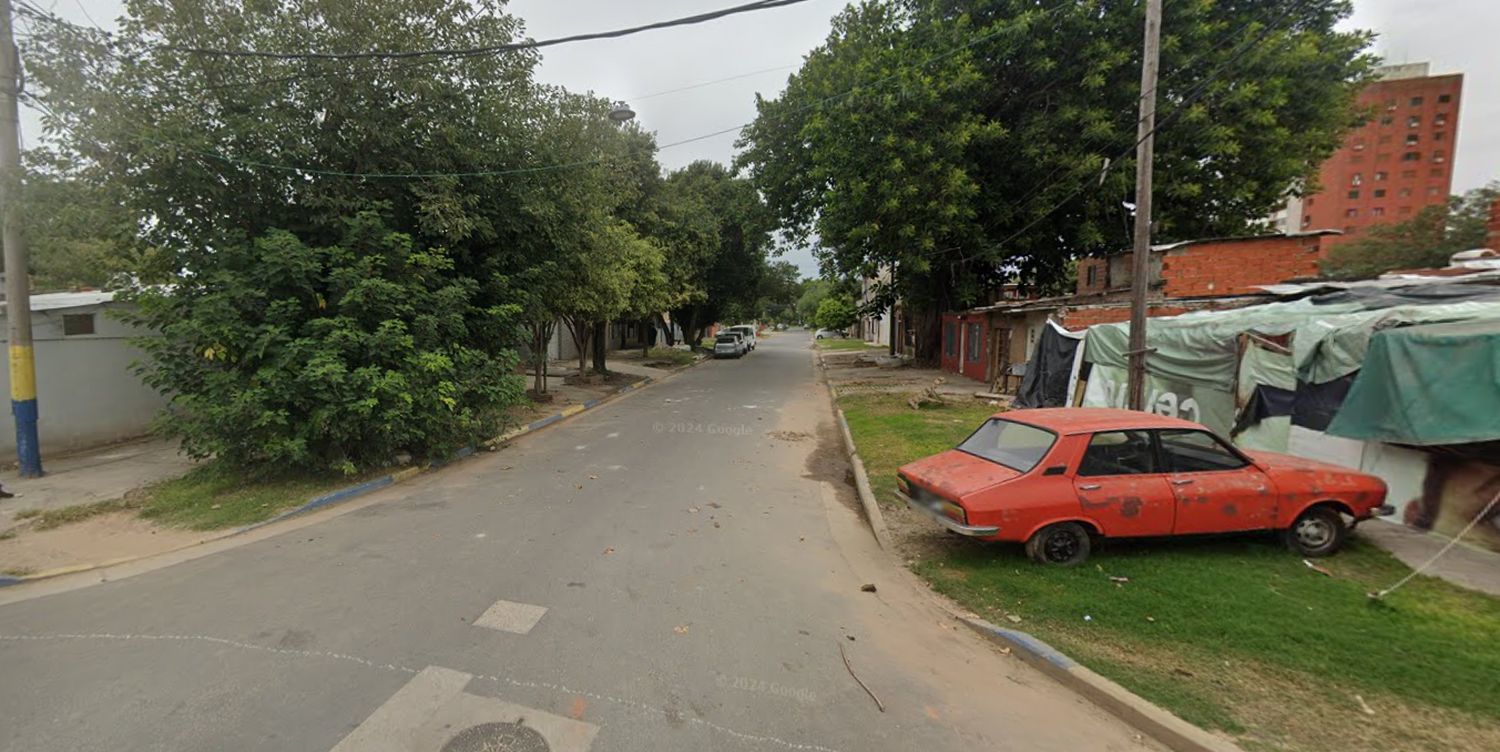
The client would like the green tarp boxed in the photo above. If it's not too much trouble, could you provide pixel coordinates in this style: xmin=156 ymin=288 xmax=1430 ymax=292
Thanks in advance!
xmin=1079 ymin=285 xmax=1500 ymax=445
xmin=1327 ymin=319 xmax=1500 ymax=445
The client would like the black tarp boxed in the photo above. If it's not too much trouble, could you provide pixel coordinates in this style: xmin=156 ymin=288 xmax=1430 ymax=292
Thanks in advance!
xmin=1015 ymin=323 xmax=1081 ymax=408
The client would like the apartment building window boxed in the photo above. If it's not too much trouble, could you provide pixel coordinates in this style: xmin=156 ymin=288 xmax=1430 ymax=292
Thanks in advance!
xmin=1402 ymin=170 xmax=1417 ymax=178
xmin=1435 ymin=113 xmax=1448 ymax=125
xmin=1399 ymin=188 xmax=1412 ymax=198
xmin=1375 ymin=153 xmax=1390 ymax=162
xmin=1373 ymin=189 xmax=1386 ymax=198
xmin=1346 ymin=209 xmax=1358 ymax=218
xmin=1431 ymin=168 xmax=1445 ymax=177
xmin=1351 ymin=173 xmax=1362 ymax=186
xmin=1398 ymin=206 xmax=1412 ymax=216
xmin=1384 ymin=99 xmax=1397 ymax=111
xmin=1405 ymin=134 xmax=1419 ymax=146
xmin=1348 ymin=190 xmax=1360 ymax=199
xmin=1410 ymin=96 xmax=1424 ymax=107
xmin=1306 ymin=197 xmax=1315 ymax=207
xmin=1434 ymin=132 xmax=1446 ymax=141
xmin=1372 ymin=207 xmax=1385 ymax=217
xmin=1407 ymin=116 xmax=1420 ymax=127
xmin=1353 ymin=138 xmax=1365 ymax=151
xmin=1428 ymin=187 xmax=1441 ymax=196
xmin=1302 ymin=216 xmax=1312 ymax=229
xmin=1433 ymin=150 xmax=1447 ymax=163
xmin=1402 ymin=152 xmax=1421 ymax=162
xmin=1374 ymin=171 xmax=1388 ymax=181
xmin=1438 ymin=94 xmax=1452 ymax=103
xmin=1379 ymin=115 xmax=1393 ymax=126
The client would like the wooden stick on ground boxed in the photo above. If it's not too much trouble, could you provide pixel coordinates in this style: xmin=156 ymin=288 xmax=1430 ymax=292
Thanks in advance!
xmin=839 ymin=641 xmax=884 ymax=712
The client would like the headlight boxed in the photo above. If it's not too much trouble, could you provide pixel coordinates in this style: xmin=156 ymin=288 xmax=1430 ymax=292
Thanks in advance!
xmin=896 ymin=474 xmax=910 ymax=494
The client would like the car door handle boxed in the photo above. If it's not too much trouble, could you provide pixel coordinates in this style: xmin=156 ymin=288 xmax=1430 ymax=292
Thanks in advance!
xmin=1171 ymin=479 xmax=1194 ymax=486
xmin=1079 ymin=484 xmax=1102 ymax=490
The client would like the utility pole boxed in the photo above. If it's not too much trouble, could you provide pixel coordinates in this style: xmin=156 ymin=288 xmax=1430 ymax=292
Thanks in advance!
xmin=1 ymin=0 xmax=41 ymax=476
xmin=1125 ymin=0 xmax=1162 ymax=412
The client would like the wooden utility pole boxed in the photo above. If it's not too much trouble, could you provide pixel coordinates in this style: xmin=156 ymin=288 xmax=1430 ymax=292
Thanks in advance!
xmin=1 ymin=0 xmax=39 ymax=476
xmin=1126 ymin=0 xmax=1163 ymax=412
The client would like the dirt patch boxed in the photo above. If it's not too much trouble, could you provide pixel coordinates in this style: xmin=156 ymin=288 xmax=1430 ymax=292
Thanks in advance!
xmin=0 ymin=511 xmax=203 ymax=575
xmin=767 ymin=430 xmax=811 ymax=442
xmin=642 ymin=361 xmax=677 ymax=369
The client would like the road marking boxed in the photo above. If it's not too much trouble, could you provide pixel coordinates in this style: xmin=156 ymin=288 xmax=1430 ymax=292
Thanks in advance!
xmin=331 ymin=665 xmax=598 ymax=752
xmin=474 ymin=599 xmax=548 ymax=635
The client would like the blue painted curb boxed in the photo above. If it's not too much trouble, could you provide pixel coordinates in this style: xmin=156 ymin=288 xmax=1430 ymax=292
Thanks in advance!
xmin=961 ymin=617 xmax=1077 ymax=670
xmin=0 ymin=576 xmax=22 ymax=588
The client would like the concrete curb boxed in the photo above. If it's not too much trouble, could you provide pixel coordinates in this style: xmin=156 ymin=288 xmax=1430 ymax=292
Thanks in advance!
xmin=961 ymin=617 xmax=1245 ymax=752
xmin=816 ymin=348 xmax=892 ymax=551
xmin=0 ymin=356 xmax=710 ymax=590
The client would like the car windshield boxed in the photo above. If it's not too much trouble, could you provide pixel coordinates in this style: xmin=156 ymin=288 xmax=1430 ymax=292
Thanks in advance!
xmin=716 ymin=335 xmax=737 ymax=343
xmin=956 ymin=418 xmax=1057 ymax=472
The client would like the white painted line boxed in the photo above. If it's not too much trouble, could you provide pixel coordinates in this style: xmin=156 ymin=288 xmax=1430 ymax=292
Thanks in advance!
xmin=474 ymin=599 xmax=548 ymax=635
xmin=331 ymin=666 xmax=598 ymax=752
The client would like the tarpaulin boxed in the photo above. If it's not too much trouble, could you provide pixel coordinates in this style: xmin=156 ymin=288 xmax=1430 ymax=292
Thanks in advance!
xmin=1014 ymin=321 xmax=1083 ymax=408
xmin=1328 ymin=319 xmax=1500 ymax=445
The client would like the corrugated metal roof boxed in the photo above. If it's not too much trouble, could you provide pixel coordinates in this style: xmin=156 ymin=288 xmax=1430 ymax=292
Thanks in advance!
xmin=0 ymin=291 xmax=116 ymax=312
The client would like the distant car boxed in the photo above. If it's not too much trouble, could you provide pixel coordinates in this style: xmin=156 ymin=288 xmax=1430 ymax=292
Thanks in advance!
xmin=814 ymin=329 xmax=846 ymax=340
xmin=714 ymin=332 xmax=744 ymax=359
xmin=896 ymin=408 xmax=1392 ymax=565
xmin=727 ymin=325 xmax=758 ymax=351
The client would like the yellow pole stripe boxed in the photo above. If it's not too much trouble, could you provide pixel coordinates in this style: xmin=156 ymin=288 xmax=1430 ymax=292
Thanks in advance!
xmin=9 ymin=344 xmax=35 ymax=401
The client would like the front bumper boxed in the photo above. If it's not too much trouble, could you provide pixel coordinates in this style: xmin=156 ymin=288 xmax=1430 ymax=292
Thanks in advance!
xmin=1367 ymin=504 xmax=1396 ymax=519
xmin=896 ymin=489 xmax=1000 ymax=537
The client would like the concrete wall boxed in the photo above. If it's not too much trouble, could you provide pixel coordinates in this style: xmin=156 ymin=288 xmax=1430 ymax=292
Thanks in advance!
xmin=0 ymin=304 xmax=168 ymax=456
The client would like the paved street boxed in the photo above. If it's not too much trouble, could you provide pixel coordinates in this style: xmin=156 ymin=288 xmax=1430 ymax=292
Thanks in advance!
xmin=0 ymin=333 xmax=1152 ymax=752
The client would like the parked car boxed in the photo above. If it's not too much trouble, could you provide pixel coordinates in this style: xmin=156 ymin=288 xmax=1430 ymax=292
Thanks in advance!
xmin=713 ymin=332 xmax=744 ymax=359
xmin=727 ymin=325 xmax=758 ymax=351
xmin=814 ymin=329 xmax=846 ymax=340
xmin=896 ymin=408 xmax=1391 ymax=565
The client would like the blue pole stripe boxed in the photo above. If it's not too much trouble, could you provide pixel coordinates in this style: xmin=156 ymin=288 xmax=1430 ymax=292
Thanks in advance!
xmin=11 ymin=398 xmax=42 ymax=477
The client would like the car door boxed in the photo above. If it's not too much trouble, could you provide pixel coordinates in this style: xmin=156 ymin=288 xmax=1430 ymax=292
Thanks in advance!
xmin=1073 ymin=431 xmax=1177 ymax=537
xmin=1157 ymin=429 xmax=1277 ymax=534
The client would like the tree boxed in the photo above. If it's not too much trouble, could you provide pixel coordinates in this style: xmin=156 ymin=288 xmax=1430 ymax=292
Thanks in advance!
xmin=122 ymin=212 xmax=524 ymax=471
xmin=1321 ymin=183 xmax=1500 ymax=278
xmin=814 ymin=295 xmax=859 ymax=332
xmin=738 ymin=0 xmax=1375 ymax=362
xmin=24 ymin=0 xmax=557 ymax=468
xmin=755 ymin=260 xmax=803 ymax=322
xmin=796 ymin=279 xmax=833 ymax=324
xmin=20 ymin=151 xmax=153 ymax=291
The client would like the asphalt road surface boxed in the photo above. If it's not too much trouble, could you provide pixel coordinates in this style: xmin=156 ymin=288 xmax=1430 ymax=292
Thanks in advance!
xmin=0 ymin=332 xmax=1155 ymax=752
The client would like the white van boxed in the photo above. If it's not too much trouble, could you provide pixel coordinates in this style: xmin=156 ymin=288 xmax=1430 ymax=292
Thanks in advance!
xmin=727 ymin=325 xmax=758 ymax=352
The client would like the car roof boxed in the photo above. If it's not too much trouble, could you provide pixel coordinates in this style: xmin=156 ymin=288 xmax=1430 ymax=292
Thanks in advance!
xmin=996 ymin=407 xmax=1203 ymax=435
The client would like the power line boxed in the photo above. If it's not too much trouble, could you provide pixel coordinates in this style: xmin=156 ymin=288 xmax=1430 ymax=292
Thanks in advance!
xmin=160 ymin=0 xmax=817 ymax=61
xmin=626 ymin=64 xmax=799 ymax=103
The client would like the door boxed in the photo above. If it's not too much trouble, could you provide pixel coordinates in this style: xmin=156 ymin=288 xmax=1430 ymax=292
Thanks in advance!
xmin=1073 ymin=431 xmax=1177 ymax=537
xmin=1157 ymin=429 xmax=1277 ymax=534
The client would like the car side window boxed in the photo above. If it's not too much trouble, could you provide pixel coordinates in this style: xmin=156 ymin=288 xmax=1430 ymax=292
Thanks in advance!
xmin=1077 ymin=431 xmax=1158 ymax=477
xmin=1159 ymin=430 xmax=1248 ymax=473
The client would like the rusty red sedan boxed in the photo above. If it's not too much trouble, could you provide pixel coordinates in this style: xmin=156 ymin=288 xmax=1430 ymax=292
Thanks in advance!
xmin=896 ymin=408 xmax=1392 ymax=565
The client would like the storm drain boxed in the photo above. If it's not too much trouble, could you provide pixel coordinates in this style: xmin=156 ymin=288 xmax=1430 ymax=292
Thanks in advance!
xmin=441 ymin=722 xmax=551 ymax=752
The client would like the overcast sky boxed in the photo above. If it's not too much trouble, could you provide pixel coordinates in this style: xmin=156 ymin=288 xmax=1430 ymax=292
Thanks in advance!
xmin=22 ymin=0 xmax=1500 ymax=278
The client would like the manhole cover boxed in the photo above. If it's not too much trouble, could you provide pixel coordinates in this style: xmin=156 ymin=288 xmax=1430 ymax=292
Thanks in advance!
xmin=441 ymin=722 xmax=550 ymax=752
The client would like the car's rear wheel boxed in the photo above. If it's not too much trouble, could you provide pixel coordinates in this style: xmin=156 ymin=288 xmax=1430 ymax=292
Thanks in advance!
xmin=1026 ymin=522 xmax=1091 ymax=566
xmin=1284 ymin=505 xmax=1347 ymax=557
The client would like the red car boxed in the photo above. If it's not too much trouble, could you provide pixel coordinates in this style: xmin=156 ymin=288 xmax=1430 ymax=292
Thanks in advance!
xmin=896 ymin=408 xmax=1392 ymax=565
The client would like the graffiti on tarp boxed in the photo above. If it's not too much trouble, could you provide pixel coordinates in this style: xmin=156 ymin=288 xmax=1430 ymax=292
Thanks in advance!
xmin=1402 ymin=455 xmax=1500 ymax=554
xmin=1084 ymin=367 xmax=1202 ymax=423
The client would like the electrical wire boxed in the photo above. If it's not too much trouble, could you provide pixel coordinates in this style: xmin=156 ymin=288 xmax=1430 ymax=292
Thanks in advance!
xmin=159 ymin=0 xmax=817 ymax=61
xmin=626 ymin=64 xmax=800 ymax=103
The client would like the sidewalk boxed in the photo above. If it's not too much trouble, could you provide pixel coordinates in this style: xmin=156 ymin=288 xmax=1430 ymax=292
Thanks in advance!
xmin=0 ymin=438 xmax=198 ymax=535
xmin=1357 ymin=519 xmax=1500 ymax=598
xmin=818 ymin=346 xmax=992 ymax=399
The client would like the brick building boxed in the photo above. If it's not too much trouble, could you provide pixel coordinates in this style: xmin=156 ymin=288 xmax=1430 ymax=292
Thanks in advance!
xmin=940 ymin=232 xmax=1338 ymax=389
xmin=1274 ymin=63 xmax=1463 ymax=245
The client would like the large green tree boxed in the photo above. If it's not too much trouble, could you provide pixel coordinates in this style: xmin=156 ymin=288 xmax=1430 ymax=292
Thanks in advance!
xmin=738 ymin=0 xmax=1375 ymax=362
xmin=23 ymin=0 xmax=564 ymax=468
xmin=1320 ymin=183 xmax=1500 ymax=279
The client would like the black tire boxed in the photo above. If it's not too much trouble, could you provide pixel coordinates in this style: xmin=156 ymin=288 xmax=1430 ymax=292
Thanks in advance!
xmin=1026 ymin=522 xmax=1092 ymax=566
xmin=1284 ymin=505 xmax=1347 ymax=557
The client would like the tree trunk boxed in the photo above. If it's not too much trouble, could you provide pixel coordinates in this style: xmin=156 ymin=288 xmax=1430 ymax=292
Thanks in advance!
xmin=655 ymin=312 xmax=675 ymax=346
xmin=592 ymin=320 xmax=608 ymax=373
xmin=531 ymin=321 xmax=552 ymax=394
xmin=912 ymin=305 xmax=941 ymax=366
xmin=641 ymin=316 xmax=652 ymax=357
xmin=564 ymin=315 xmax=589 ymax=374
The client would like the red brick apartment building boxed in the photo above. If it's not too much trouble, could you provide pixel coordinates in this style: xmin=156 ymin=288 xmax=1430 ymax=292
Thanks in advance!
xmin=1276 ymin=63 xmax=1463 ymax=245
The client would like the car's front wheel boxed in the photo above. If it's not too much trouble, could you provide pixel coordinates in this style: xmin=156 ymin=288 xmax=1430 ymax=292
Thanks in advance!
xmin=1284 ymin=505 xmax=1347 ymax=557
xmin=1026 ymin=522 xmax=1091 ymax=566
